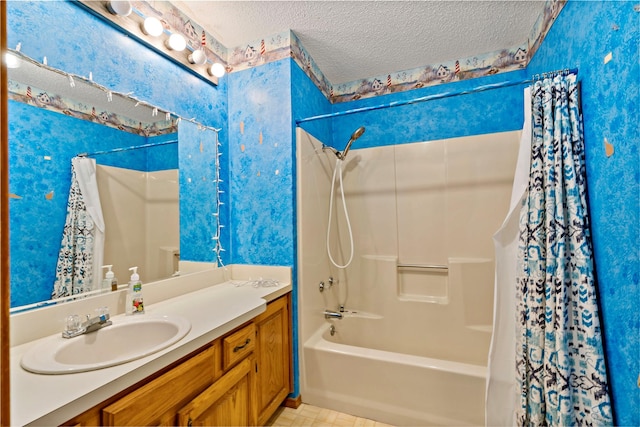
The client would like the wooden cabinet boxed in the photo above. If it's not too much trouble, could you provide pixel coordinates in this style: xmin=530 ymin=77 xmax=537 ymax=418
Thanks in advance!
xmin=254 ymin=293 xmax=291 ymax=426
xmin=60 ymin=293 xmax=292 ymax=427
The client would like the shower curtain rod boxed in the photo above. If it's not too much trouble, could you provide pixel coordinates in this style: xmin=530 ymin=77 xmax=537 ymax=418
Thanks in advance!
xmin=78 ymin=139 xmax=178 ymax=157
xmin=296 ymin=68 xmax=578 ymax=125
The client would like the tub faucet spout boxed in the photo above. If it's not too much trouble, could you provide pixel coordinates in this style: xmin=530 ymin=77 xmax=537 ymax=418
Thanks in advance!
xmin=324 ymin=310 xmax=343 ymax=320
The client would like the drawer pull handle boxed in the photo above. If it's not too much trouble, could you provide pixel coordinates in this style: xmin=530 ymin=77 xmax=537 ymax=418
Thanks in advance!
xmin=233 ymin=338 xmax=251 ymax=353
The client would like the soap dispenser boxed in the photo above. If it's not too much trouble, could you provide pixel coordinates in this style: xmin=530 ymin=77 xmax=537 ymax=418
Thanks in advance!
xmin=102 ymin=265 xmax=118 ymax=291
xmin=126 ymin=266 xmax=145 ymax=315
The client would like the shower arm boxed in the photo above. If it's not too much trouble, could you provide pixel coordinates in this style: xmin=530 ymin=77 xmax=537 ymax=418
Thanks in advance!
xmin=321 ymin=144 xmax=342 ymax=159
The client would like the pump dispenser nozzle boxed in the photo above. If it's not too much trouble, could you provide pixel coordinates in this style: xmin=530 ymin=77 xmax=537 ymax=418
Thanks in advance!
xmin=129 ymin=266 xmax=139 ymax=281
xmin=102 ymin=265 xmax=118 ymax=291
xmin=102 ymin=265 xmax=114 ymax=278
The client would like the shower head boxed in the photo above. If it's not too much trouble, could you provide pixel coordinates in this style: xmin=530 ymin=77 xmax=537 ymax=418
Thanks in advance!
xmin=337 ymin=126 xmax=365 ymax=160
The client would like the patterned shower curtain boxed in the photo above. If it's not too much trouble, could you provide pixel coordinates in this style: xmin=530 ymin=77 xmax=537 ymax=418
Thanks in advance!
xmin=52 ymin=157 xmax=105 ymax=298
xmin=515 ymin=74 xmax=612 ymax=425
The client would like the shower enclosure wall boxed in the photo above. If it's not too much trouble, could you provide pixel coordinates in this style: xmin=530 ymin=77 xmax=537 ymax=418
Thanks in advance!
xmin=296 ymin=128 xmax=520 ymax=425
xmin=96 ymin=165 xmax=179 ymax=284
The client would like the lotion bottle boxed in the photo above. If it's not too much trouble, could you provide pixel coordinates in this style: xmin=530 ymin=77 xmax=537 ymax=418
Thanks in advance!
xmin=102 ymin=265 xmax=118 ymax=291
xmin=126 ymin=266 xmax=145 ymax=315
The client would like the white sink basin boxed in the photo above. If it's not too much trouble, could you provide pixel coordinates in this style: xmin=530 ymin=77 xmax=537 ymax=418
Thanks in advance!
xmin=21 ymin=314 xmax=191 ymax=374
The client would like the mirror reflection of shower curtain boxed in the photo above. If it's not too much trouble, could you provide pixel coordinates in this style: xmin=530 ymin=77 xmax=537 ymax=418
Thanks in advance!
xmin=486 ymin=87 xmax=532 ymax=426
xmin=51 ymin=157 xmax=105 ymax=298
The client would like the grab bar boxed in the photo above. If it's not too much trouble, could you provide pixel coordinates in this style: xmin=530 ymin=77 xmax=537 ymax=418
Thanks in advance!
xmin=397 ymin=263 xmax=448 ymax=271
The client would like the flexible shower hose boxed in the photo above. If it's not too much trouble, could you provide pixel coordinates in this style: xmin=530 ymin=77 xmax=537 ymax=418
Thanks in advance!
xmin=326 ymin=158 xmax=354 ymax=269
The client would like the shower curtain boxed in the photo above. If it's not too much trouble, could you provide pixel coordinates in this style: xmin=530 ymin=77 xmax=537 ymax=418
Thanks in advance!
xmin=488 ymin=74 xmax=612 ymax=426
xmin=52 ymin=157 xmax=105 ymax=298
xmin=486 ymin=87 xmax=532 ymax=426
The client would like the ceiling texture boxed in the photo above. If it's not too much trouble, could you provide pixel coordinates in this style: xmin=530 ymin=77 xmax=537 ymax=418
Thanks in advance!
xmin=171 ymin=1 xmax=547 ymax=85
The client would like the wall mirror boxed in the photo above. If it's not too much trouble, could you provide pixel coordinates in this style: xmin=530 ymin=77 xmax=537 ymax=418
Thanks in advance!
xmin=8 ymin=50 xmax=181 ymax=311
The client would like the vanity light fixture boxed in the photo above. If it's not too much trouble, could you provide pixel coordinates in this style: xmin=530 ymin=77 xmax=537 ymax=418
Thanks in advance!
xmin=188 ymin=48 xmax=207 ymax=66
xmin=76 ymin=1 xmax=221 ymax=86
xmin=141 ymin=16 xmax=163 ymax=37
xmin=106 ymin=0 xmax=132 ymax=17
xmin=166 ymin=33 xmax=187 ymax=52
xmin=209 ymin=62 xmax=226 ymax=78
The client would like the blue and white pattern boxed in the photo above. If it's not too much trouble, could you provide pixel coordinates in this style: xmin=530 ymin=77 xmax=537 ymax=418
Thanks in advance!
xmin=51 ymin=161 xmax=95 ymax=298
xmin=515 ymin=74 xmax=612 ymax=426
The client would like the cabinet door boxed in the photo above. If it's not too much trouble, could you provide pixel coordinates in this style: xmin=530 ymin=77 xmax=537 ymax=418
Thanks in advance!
xmin=255 ymin=294 xmax=292 ymax=425
xmin=177 ymin=355 xmax=257 ymax=427
xmin=102 ymin=345 xmax=219 ymax=426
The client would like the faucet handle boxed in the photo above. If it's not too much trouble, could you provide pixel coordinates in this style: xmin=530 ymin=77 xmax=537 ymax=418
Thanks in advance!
xmin=65 ymin=314 xmax=82 ymax=333
xmin=96 ymin=306 xmax=109 ymax=317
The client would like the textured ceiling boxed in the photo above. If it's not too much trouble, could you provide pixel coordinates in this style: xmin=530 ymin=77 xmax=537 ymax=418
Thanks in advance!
xmin=172 ymin=0 xmax=546 ymax=84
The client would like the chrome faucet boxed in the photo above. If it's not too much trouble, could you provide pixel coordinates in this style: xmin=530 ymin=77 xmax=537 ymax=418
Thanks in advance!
xmin=62 ymin=309 xmax=112 ymax=338
xmin=323 ymin=309 xmax=343 ymax=320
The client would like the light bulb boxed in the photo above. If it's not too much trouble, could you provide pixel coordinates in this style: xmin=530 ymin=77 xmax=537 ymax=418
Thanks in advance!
xmin=209 ymin=62 xmax=226 ymax=78
xmin=166 ymin=33 xmax=187 ymax=51
xmin=188 ymin=49 xmax=207 ymax=65
xmin=4 ymin=52 xmax=20 ymax=69
xmin=106 ymin=0 xmax=132 ymax=17
xmin=141 ymin=17 xmax=163 ymax=37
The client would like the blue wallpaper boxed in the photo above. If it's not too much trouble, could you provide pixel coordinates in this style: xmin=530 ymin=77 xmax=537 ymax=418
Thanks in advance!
xmin=527 ymin=1 xmax=639 ymax=424
xmin=178 ymin=121 xmax=222 ymax=263
xmin=144 ymin=134 xmax=179 ymax=172
xmin=7 ymin=0 xmax=229 ymax=307
xmin=329 ymin=69 xmax=528 ymax=149
xmin=228 ymin=59 xmax=294 ymax=266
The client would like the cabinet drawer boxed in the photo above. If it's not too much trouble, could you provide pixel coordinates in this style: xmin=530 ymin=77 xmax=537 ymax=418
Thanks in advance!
xmin=222 ymin=323 xmax=255 ymax=370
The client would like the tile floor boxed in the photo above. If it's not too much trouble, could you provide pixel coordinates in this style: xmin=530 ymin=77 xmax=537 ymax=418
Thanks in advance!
xmin=265 ymin=403 xmax=394 ymax=427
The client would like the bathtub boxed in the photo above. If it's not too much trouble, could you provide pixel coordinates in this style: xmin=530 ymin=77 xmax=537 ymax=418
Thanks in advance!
xmin=302 ymin=314 xmax=487 ymax=426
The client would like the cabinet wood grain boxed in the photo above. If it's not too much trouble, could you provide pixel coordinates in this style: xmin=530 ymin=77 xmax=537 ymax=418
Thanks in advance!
xmin=102 ymin=345 xmax=218 ymax=426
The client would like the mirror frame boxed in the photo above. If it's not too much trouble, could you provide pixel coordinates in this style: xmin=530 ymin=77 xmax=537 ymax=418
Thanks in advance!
xmin=2 ymin=1 xmax=11 ymax=422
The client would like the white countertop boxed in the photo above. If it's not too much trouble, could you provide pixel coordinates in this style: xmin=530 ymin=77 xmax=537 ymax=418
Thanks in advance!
xmin=10 ymin=265 xmax=292 ymax=426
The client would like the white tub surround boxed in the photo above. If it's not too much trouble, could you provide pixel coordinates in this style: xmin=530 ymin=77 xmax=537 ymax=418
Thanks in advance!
xmin=296 ymin=129 xmax=521 ymax=426
xmin=10 ymin=264 xmax=291 ymax=426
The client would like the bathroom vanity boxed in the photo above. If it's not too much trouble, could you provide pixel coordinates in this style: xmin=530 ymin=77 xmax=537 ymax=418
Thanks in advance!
xmin=10 ymin=265 xmax=293 ymax=426
xmin=66 ymin=294 xmax=290 ymax=426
